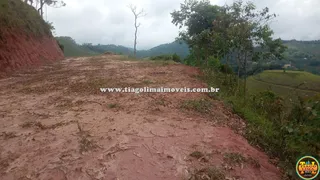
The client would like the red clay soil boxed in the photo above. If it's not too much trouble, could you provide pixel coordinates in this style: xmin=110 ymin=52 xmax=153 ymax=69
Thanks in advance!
xmin=0 ymin=55 xmax=282 ymax=180
xmin=0 ymin=29 xmax=64 ymax=77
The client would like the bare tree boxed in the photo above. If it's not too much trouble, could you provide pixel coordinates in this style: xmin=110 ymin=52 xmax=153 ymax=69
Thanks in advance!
xmin=128 ymin=4 xmax=146 ymax=57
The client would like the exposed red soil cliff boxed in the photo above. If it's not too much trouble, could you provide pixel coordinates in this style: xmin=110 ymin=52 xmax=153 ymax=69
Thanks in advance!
xmin=0 ymin=29 xmax=64 ymax=77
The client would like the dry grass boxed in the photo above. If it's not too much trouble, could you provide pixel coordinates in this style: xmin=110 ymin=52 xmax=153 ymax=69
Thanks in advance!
xmin=21 ymin=121 xmax=76 ymax=130
xmin=223 ymin=152 xmax=260 ymax=168
xmin=189 ymin=167 xmax=225 ymax=180
xmin=223 ymin=152 xmax=246 ymax=165
xmin=190 ymin=151 xmax=205 ymax=159
xmin=108 ymin=103 xmax=119 ymax=109
xmin=1 ymin=132 xmax=17 ymax=140
xmin=181 ymin=98 xmax=213 ymax=113
xmin=77 ymin=121 xmax=99 ymax=153
xmin=68 ymin=78 xmax=111 ymax=94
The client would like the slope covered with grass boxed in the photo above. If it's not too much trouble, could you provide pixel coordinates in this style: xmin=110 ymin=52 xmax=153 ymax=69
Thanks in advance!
xmin=56 ymin=36 xmax=98 ymax=57
xmin=247 ymin=70 xmax=320 ymax=99
xmin=0 ymin=0 xmax=52 ymax=36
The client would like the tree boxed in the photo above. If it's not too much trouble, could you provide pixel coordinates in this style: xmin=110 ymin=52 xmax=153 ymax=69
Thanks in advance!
xmin=171 ymin=0 xmax=286 ymax=99
xmin=223 ymin=1 xmax=287 ymax=97
xmin=39 ymin=0 xmax=66 ymax=17
xmin=22 ymin=0 xmax=66 ymax=18
xmin=129 ymin=4 xmax=146 ymax=57
xmin=171 ymin=0 xmax=222 ymax=65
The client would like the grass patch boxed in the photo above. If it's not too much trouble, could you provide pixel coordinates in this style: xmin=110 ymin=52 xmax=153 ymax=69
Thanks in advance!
xmin=21 ymin=121 xmax=76 ymax=130
xmin=181 ymin=98 xmax=212 ymax=113
xmin=223 ymin=152 xmax=246 ymax=165
xmin=189 ymin=167 xmax=225 ymax=180
xmin=79 ymin=135 xmax=98 ymax=153
xmin=247 ymin=70 xmax=320 ymax=102
xmin=253 ymin=70 xmax=320 ymax=91
xmin=108 ymin=103 xmax=119 ymax=109
xmin=154 ymin=97 xmax=166 ymax=106
xmin=77 ymin=121 xmax=98 ymax=153
xmin=56 ymin=37 xmax=99 ymax=57
xmin=142 ymin=79 xmax=153 ymax=85
xmin=190 ymin=151 xmax=205 ymax=159
xmin=69 ymin=78 xmax=110 ymax=94
xmin=1 ymin=132 xmax=17 ymax=140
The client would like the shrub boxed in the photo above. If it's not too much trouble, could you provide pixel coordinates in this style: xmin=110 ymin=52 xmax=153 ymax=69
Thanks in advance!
xmin=219 ymin=64 xmax=233 ymax=74
xmin=172 ymin=53 xmax=181 ymax=62
xmin=251 ymin=91 xmax=284 ymax=122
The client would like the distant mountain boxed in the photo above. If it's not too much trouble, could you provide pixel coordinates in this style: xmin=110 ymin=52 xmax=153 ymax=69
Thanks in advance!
xmin=56 ymin=36 xmax=190 ymax=59
xmin=56 ymin=36 xmax=320 ymax=74
xmin=138 ymin=41 xmax=189 ymax=59
xmin=282 ymin=40 xmax=320 ymax=74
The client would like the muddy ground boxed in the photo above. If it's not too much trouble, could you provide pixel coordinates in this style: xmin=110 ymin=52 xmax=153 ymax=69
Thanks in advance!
xmin=0 ymin=55 xmax=282 ymax=180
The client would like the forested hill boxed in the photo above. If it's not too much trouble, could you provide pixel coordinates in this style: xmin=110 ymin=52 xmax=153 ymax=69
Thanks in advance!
xmin=282 ymin=40 xmax=320 ymax=74
xmin=56 ymin=36 xmax=320 ymax=74
xmin=56 ymin=36 xmax=189 ymax=59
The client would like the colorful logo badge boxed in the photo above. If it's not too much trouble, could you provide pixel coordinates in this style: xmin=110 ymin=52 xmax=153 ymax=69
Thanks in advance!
xmin=296 ymin=156 xmax=319 ymax=180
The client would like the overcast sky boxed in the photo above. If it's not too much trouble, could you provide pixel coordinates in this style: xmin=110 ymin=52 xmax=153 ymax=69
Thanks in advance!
xmin=46 ymin=0 xmax=320 ymax=50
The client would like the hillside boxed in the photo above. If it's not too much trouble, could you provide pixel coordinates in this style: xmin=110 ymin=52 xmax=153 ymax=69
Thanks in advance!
xmin=282 ymin=40 xmax=320 ymax=74
xmin=283 ymin=40 xmax=320 ymax=58
xmin=56 ymin=36 xmax=189 ymax=58
xmin=247 ymin=70 xmax=320 ymax=99
xmin=56 ymin=37 xmax=98 ymax=57
xmin=0 ymin=0 xmax=63 ymax=76
xmin=56 ymin=36 xmax=320 ymax=75
xmin=139 ymin=41 xmax=189 ymax=59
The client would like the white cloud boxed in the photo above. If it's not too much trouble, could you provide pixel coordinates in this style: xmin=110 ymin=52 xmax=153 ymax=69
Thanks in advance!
xmin=46 ymin=0 xmax=320 ymax=50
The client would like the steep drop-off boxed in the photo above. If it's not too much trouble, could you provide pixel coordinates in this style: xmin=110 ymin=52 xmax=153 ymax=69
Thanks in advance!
xmin=0 ymin=0 xmax=64 ymax=76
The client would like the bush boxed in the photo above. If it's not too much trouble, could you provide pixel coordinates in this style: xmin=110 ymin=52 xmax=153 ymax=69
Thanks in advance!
xmin=150 ymin=54 xmax=181 ymax=62
xmin=172 ymin=53 xmax=181 ymax=62
xmin=219 ymin=64 xmax=233 ymax=74
xmin=251 ymin=91 xmax=284 ymax=122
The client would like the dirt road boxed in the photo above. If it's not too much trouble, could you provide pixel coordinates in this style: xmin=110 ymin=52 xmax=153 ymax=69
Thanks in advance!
xmin=0 ymin=55 xmax=281 ymax=180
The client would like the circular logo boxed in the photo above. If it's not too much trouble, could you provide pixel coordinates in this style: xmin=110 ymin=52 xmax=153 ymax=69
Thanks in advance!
xmin=296 ymin=156 xmax=319 ymax=180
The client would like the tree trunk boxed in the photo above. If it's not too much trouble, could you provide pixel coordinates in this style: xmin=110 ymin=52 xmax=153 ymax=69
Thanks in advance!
xmin=133 ymin=16 xmax=138 ymax=57
xmin=236 ymin=51 xmax=241 ymax=96
xmin=244 ymin=51 xmax=247 ymax=101
xmin=38 ymin=0 xmax=44 ymax=18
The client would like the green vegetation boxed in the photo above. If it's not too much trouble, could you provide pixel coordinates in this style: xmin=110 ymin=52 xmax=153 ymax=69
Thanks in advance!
xmin=57 ymin=36 xmax=189 ymax=58
xmin=171 ymin=0 xmax=320 ymax=179
xmin=0 ymin=0 xmax=53 ymax=36
xmin=181 ymin=98 xmax=212 ymax=113
xmin=204 ymin=69 xmax=320 ymax=178
xmin=282 ymin=40 xmax=320 ymax=75
xmin=58 ymin=36 xmax=320 ymax=75
xmin=148 ymin=53 xmax=181 ymax=62
xmin=56 ymin=37 xmax=98 ymax=57
xmin=247 ymin=70 xmax=320 ymax=100
xmin=108 ymin=103 xmax=119 ymax=109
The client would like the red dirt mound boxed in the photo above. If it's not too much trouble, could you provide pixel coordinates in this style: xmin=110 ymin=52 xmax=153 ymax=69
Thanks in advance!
xmin=0 ymin=28 xmax=64 ymax=77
